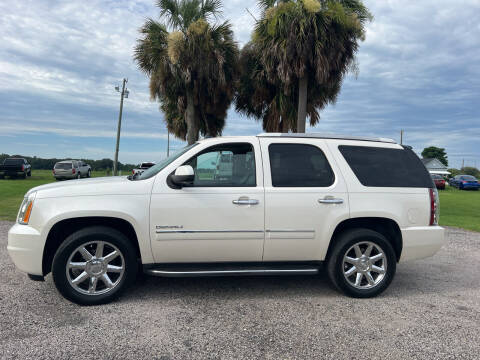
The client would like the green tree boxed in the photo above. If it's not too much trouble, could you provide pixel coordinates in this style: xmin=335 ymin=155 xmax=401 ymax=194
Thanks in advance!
xmin=239 ymin=0 xmax=372 ymax=132
xmin=421 ymin=146 xmax=448 ymax=166
xmin=134 ymin=0 xmax=239 ymax=144
xmin=461 ymin=167 xmax=480 ymax=178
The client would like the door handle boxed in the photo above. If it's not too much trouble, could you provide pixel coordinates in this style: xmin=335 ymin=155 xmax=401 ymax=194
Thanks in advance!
xmin=318 ymin=196 xmax=344 ymax=204
xmin=233 ymin=197 xmax=259 ymax=205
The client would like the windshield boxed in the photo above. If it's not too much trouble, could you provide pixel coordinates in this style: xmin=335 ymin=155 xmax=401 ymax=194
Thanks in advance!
xmin=134 ymin=143 xmax=197 ymax=180
xmin=460 ymin=175 xmax=477 ymax=181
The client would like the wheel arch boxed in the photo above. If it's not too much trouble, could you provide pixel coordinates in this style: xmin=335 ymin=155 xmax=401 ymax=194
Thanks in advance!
xmin=42 ymin=216 xmax=141 ymax=276
xmin=326 ymin=217 xmax=403 ymax=262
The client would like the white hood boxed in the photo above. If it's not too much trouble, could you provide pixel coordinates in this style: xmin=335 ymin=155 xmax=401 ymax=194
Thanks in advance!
xmin=28 ymin=176 xmax=153 ymax=199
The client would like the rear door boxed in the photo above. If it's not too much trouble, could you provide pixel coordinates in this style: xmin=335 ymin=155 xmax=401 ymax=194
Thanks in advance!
xmin=259 ymin=138 xmax=350 ymax=261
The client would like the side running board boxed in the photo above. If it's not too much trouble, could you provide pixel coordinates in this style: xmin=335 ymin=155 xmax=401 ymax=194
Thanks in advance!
xmin=144 ymin=267 xmax=319 ymax=278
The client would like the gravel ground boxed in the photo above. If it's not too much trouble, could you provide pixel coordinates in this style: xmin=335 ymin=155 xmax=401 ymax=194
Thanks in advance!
xmin=1 ymin=221 xmax=479 ymax=359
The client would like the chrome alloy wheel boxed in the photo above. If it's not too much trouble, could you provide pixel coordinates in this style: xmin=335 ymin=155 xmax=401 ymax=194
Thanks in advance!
xmin=342 ymin=241 xmax=387 ymax=289
xmin=66 ymin=241 xmax=125 ymax=295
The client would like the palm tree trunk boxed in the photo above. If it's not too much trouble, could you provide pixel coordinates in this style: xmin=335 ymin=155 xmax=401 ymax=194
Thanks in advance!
xmin=296 ymin=76 xmax=308 ymax=133
xmin=186 ymin=87 xmax=198 ymax=145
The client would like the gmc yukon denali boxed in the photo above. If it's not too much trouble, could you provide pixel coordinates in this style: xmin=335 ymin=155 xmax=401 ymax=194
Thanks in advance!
xmin=8 ymin=134 xmax=445 ymax=305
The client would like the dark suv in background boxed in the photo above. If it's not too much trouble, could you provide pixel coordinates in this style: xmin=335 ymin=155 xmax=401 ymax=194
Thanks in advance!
xmin=0 ymin=158 xmax=31 ymax=179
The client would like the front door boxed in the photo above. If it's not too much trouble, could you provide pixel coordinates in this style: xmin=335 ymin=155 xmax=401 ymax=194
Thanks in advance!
xmin=150 ymin=139 xmax=265 ymax=263
xmin=259 ymin=138 xmax=350 ymax=261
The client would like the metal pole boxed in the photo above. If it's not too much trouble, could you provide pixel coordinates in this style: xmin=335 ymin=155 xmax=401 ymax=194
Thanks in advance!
xmin=167 ymin=131 xmax=170 ymax=157
xmin=400 ymin=130 xmax=403 ymax=145
xmin=113 ymin=78 xmax=127 ymax=176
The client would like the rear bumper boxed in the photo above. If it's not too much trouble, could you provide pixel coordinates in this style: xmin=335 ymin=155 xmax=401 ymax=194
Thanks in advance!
xmin=399 ymin=226 xmax=445 ymax=262
xmin=461 ymin=184 xmax=479 ymax=189
xmin=7 ymin=223 xmax=45 ymax=276
xmin=54 ymin=174 xmax=76 ymax=179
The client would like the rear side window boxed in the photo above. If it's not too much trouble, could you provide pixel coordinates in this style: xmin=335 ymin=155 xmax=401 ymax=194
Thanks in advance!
xmin=339 ymin=145 xmax=433 ymax=188
xmin=269 ymin=144 xmax=335 ymax=187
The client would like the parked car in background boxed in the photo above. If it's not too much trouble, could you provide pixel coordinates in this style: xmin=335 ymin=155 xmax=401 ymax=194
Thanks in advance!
xmin=449 ymin=175 xmax=479 ymax=190
xmin=0 ymin=158 xmax=31 ymax=179
xmin=431 ymin=174 xmax=445 ymax=190
xmin=8 ymin=133 xmax=445 ymax=305
xmin=53 ymin=160 xmax=91 ymax=180
xmin=132 ymin=162 xmax=155 ymax=177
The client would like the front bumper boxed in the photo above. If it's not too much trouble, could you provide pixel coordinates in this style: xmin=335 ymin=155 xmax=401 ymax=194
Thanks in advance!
xmin=399 ymin=226 xmax=445 ymax=262
xmin=7 ymin=223 xmax=45 ymax=275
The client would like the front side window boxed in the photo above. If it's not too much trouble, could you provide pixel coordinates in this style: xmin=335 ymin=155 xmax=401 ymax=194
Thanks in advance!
xmin=184 ymin=143 xmax=256 ymax=187
xmin=268 ymin=143 xmax=335 ymax=187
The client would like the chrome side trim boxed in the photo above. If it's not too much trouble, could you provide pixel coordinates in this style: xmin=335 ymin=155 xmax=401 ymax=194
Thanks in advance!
xmin=156 ymin=229 xmax=264 ymax=234
xmin=266 ymin=229 xmax=315 ymax=233
xmin=145 ymin=268 xmax=319 ymax=277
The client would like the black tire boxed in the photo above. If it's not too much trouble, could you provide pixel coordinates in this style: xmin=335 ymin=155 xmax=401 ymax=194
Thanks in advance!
xmin=27 ymin=170 xmax=32 ymax=177
xmin=87 ymin=170 xmax=91 ymax=178
xmin=21 ymin=172 xmax=26 ymax=179
xmin=326 ymin=228 xmax=396 ymax=298
xmin=52 ymin=226 xmax=138 ymax=305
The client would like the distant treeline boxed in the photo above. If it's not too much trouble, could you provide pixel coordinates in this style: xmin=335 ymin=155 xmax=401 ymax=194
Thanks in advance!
xmin=0 ymin=153 xmax=137 ymax=171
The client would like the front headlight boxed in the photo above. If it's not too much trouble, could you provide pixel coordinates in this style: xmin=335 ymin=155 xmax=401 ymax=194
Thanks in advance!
xmin=18 ymin=192 xmax=36 ymax=225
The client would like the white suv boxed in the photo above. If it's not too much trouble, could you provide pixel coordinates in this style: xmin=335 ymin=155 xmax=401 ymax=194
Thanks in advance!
xmin=8 ymin=134 xmax=445 ymax=305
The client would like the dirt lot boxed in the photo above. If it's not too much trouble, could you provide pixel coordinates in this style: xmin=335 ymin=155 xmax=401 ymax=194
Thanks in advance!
xmin=1 ymin=221 xmax=479 ymax=359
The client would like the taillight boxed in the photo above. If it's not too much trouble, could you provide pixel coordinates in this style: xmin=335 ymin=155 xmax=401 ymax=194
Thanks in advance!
xmin=53 ymin=169 xmax=55 ymax=174
xmin=21 ymin=164 xmax=24 ymax=171
xmin=429 ymin=188 xmax=439 ymax=225
xmin=72 ymin=169 xmax=76 ymax=174
xmin=132 ymin=169 xmax=135 ymax=174
xmin=462 ymin=181 xmax=467 ymax=184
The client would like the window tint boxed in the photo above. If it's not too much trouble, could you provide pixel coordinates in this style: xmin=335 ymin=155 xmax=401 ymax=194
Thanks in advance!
xmin=268 ymin=143 xmax=334 ymax=187
xmin=184 ymin=143 xmax=256 ymax=187
xmin=339 ymin=145 xmax=433 ymax=188
xmin=460 ymin=175 xmax=476 ymax=181
xmin=55 ymin=162 xmax=72 ymax=169
xmin=4 ymin=158 xmax=23 ymax=165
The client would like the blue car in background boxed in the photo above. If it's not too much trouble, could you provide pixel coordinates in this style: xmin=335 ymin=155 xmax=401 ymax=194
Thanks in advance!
xmin=449 ymin=175 xmax=480 ymax=190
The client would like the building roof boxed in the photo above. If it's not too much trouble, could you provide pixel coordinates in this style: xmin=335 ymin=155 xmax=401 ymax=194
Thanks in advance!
xmin=422 ymin=158 xmax=449 ymax=174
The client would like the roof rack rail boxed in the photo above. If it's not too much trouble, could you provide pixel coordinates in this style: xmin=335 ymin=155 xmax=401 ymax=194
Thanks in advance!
xmin=256 ymin=133 xmax=396 ymax=144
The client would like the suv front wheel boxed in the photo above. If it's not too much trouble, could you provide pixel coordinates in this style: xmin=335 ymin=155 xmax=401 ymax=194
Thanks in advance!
xmin=52 ymin=226 xmax=137 ymax=305
xmin=327 ymin=228 xmax=396 ymax=298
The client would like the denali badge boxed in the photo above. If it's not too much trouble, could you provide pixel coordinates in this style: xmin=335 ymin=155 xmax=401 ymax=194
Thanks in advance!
xmin=156 ymin=225 xmax=184 ymax=229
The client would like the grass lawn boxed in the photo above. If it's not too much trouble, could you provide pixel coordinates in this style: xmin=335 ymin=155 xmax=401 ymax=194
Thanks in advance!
xmin=1 ymin=172 xmax=479 ymax=232
xmin=438 ymin=185 xmax=480 ymax=232
xmin=0 ymin=169 xmax=110 ymax=222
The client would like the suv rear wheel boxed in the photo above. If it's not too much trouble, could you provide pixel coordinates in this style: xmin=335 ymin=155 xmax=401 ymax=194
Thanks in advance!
xmin=327 ymin=228 xmax=396 ymax=298
xmin=52 ymin=226 xmax=137 ymax=305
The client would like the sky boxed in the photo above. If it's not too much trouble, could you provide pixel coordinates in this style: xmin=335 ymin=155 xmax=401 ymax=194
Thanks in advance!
xmin=0 ymin=0 xmax=479 ymax=168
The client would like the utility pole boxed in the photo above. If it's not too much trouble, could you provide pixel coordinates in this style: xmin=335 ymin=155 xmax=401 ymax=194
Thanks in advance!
xmin=462 ymin=158 xmax=464 ymax=169
xmin=400 ymin=129 xmax=403 ymax=145
xmin=167 ymin=131 xmax=170 ymax=157
xmin=113 ymin=78 xmax=128 ymax=176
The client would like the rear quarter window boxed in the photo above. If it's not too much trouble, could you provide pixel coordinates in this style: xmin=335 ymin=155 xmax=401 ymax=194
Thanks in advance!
xmin=339 ymin=145 xmax=433 ymax=188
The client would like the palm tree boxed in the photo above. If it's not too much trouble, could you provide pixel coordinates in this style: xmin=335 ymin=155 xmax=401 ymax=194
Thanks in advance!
xmin=134 ymin=0 xmax=239 ymax=144
xmin=236 ymin=42 xmax=340 ymax=132
xmin=248 ymin=0 xmax=372 ymax=132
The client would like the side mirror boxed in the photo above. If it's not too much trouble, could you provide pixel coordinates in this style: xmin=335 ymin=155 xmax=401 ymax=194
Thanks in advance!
xmin=169 ymin=165 xmax=194 ymax=188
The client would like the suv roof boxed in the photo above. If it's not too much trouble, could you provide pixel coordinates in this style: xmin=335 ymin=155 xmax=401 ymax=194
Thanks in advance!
xmin=257 ymin=133 xmax=396 ymax=144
